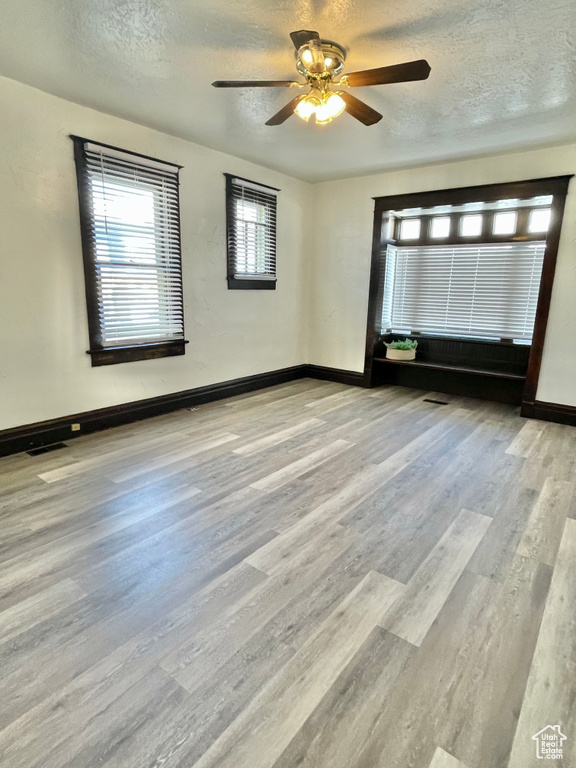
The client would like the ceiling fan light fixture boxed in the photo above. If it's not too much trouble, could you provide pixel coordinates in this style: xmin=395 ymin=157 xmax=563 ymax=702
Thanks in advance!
xmin=295 ymin=92 xmax=321 ymax=121
xmin=315 ymin=91 xmax=346 ymax=123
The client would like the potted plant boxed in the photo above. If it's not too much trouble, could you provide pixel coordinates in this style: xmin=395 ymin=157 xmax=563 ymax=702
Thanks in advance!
xmin=384 ymin=338 xmax=418 ymax=361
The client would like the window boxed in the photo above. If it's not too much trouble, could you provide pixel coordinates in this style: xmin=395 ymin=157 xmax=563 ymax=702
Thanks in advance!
xmin=381 ymin=242 xmax=545 ymax=341
xmin=399 ymin=218 xmax=421 ymax=240
xmin=369 ymin=177 xmax=572 ymax=409
xmin=529 ymin=208 xmax=551 ymax=233
xmin=225 ymin=174 xmax=278 ymax=289
xmin=73 ymin=138 xmax=185 ymax=366
xmin=493 ymin=211 xmax=517 ymax=235
xmin=378 ymin=190 xmax=561 ymax=343
xmin=460 ymin=214 xmax=483 ymax=237
xmin=430 ymin=216 xmax=451 ymax=238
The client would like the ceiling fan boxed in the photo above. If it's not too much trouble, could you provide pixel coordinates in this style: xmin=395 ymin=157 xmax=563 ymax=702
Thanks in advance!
xmin=213 ymin=29 xmax=431 ymax=126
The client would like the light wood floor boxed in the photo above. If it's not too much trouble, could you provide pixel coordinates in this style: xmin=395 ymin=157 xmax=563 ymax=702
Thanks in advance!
xmin=0 ymin=379 xmax=575 ymax=768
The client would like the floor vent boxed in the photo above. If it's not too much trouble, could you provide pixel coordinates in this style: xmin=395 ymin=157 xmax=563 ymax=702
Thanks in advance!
xmin=27 ymin=443 xmax=68 ymax=456
xmin=423 ymin=399 xmax=450 ymax=406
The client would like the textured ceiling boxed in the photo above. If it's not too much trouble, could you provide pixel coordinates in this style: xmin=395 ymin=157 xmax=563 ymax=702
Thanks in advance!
xmin=1 ymin=0 xmax=576 ymax=181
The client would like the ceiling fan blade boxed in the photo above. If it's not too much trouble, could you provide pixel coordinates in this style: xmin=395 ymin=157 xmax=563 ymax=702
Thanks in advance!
xmin=344 ymin=59 xmax=431 ymax=87
xmin=265 ymin=95 xmax=303 ymax=126
xmin=289 ymin=29 xmax=320 ymax=50
xmin=212 ymin=80 xmax=297 ymax=88
xmin=338 ymin=91 xmax=382 ymax=126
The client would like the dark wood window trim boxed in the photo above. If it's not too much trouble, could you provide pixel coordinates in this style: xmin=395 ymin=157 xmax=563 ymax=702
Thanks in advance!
xmin=72 ymin=136 xmax=187 ymax=366
xmin=225 ymin=173 xmax=278 ymax=290
xmin=364 ymin=176 xmax=573 ymax=410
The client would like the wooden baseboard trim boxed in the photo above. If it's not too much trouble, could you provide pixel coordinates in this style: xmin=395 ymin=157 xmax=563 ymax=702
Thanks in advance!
xmin=521 ymin=400 xmax=576 ymax=427
xmin=0 ymin=365 xmax=307 ymax=457
xmin=303 ymin=364 xmax=365 ymax=387
xmin=0 ymin=363 xmax=366 ymax=457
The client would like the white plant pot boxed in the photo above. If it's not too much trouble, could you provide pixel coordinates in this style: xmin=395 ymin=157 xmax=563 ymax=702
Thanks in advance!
xmin=385 ymin=347 xmax=416 ymax=361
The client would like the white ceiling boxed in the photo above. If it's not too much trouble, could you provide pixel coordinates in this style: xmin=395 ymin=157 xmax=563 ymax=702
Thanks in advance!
xmin=2 ymin=0 xmax=576 ymax=182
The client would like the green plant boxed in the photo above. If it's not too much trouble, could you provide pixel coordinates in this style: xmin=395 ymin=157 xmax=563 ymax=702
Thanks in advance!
xmin=385 ymin=339 xmax=418 ymax=350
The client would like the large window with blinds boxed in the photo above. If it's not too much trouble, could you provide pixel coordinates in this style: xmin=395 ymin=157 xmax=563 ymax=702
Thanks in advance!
xmin=73 ymin=138 xmax=185 ymax=366
xmin=381 ymin=242 xmax=545 ymax=342
xmin=225 ymin=174 xmax=278 ymax=290
xmin=378 ymin=196 xmax=554 ymax=343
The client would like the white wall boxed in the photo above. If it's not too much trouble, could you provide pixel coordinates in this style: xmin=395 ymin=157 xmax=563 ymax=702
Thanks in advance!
xmin=0 ymin=76 xmax=312 ymax=431
xmin=309 ymin=145 xmax=576 ymax=407
xmin=2 ymin=74 xmax=575 ymax=433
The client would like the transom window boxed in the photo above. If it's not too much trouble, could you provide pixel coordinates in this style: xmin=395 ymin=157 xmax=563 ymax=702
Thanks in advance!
xmin=399 ymin=218 xmax=421 ymax=240
xmin=493 ymin=210 xmax=517 ymax=235
xmin=430 ymin=217 xmax=450 ymax=238
xmin=529 ymin=208 xmax=552 ymax=233
xmin=390 ymin=196 xmax=553 ymax=247
xmin=460 ymin=214 xmax=483 ymax=237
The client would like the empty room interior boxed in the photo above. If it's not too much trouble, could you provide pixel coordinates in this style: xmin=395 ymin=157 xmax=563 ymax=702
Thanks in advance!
xmin=1 ymin=1 xmax=576 ymax=767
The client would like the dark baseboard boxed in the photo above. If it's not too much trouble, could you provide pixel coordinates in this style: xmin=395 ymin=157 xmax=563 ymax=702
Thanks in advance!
xmin=303 ymin=364 xmax=365 ymax=387
xmin=7 ymin=366 xmax=572 ymax=459
xmin=521 ymin=400 xmax=576 ymax=427
xmin=0 ymin=363 xmax=366 ymax=458
xmin=0 ymin=365 xmax=306 ymax=458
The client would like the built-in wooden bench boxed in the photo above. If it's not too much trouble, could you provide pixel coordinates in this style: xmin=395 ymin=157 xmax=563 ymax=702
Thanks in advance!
xmin=371 ymin=335 xmax=530 ymax=404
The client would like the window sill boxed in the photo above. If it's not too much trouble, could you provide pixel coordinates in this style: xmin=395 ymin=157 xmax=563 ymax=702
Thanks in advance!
xmin=227 ymin=277 xmax=276 ymax=290
xmin=87 ymin=340 xmax=187 ymax=367
xmin=380 ymin=333 xmax=528 ymax=348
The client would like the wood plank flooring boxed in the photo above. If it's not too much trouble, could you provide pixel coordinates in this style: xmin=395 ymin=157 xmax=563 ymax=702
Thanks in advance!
xmin=0 ymin=379 xmax=575 ymax=768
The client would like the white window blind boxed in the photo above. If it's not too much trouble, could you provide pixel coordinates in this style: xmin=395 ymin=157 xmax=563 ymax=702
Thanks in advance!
xmin=78 ymin=141 xmax=184 ymax=350
xmin=380 ymin=242 xmax=545 ymax=341
xmin=227 ymin=177 xmax=277 ymax=283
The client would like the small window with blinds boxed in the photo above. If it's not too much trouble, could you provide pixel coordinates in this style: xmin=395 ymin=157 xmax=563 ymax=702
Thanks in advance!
xmin=72 ymin=137 xmax=186 ymax=366
xmin=225 ymin=174 xmax=278 ymax=290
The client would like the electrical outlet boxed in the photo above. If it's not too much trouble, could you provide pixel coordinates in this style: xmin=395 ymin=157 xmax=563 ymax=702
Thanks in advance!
xmin=71 ymin=423 xmax=81 ymax=432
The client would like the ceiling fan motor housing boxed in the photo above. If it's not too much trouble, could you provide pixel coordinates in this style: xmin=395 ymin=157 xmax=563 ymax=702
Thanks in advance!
xmin=295 ymin=41 xmax=346 ymax=79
